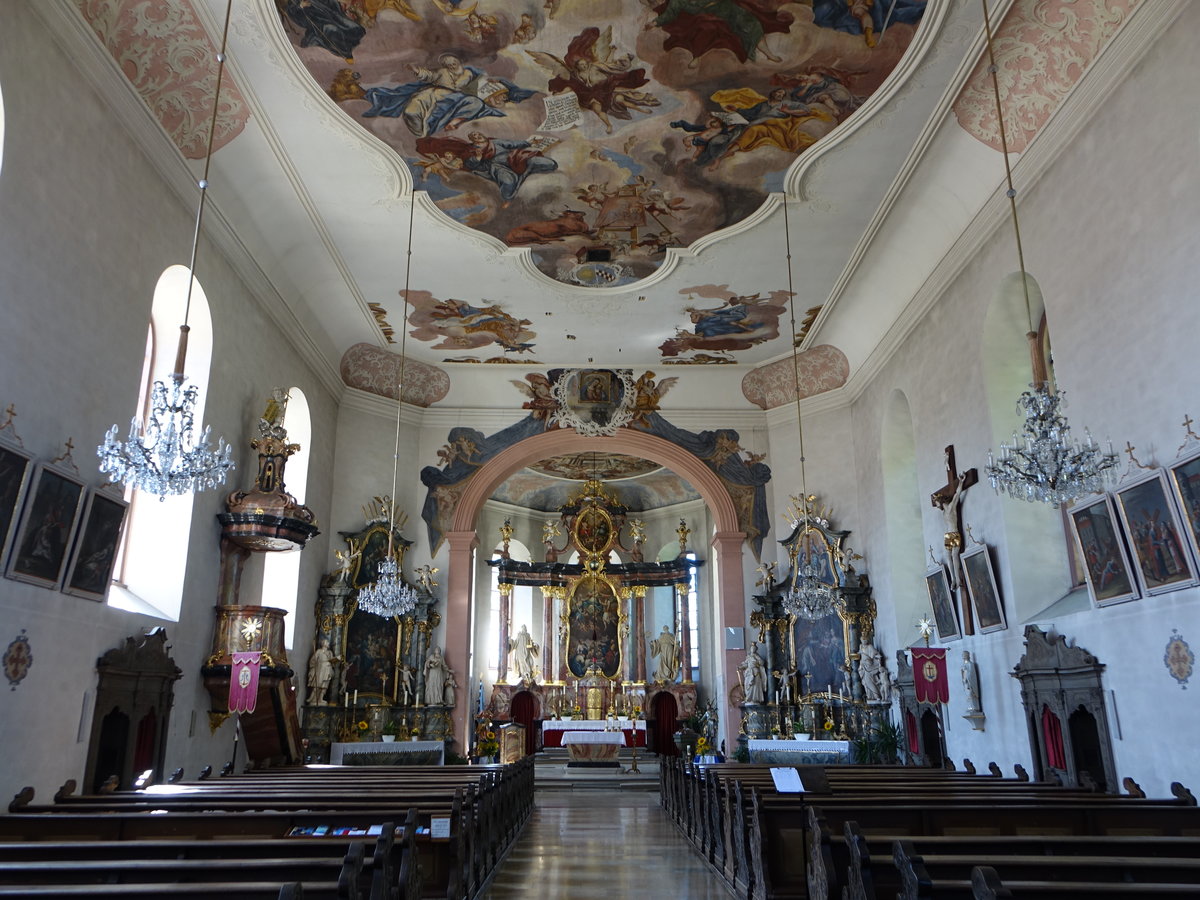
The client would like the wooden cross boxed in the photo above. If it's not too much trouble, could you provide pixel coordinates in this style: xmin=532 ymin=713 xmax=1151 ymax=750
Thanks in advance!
xmin=930 ymin=445 xmax=978 ymax=635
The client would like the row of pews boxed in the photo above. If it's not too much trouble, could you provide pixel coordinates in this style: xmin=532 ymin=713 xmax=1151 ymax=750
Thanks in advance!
xmin=0 ymin=758 xmax=534 ymax=899
xmin=660 ymin=757 xmax=1200 ymax=899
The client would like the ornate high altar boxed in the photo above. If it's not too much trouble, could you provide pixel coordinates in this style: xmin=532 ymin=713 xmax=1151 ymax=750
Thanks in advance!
xmin=301 ymin=500 xmax=448 ymax=763
xmin=745 ymin=497 xmax=885 ymax=745
xmin=484 ymin=478 xmax=699 ymax=745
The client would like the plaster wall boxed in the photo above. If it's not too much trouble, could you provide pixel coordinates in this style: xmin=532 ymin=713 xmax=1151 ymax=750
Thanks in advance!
xmin=841 ymin=9 xmax=1200 ymax=794
xmin=0 ymin=3 xmax=338 ymax=801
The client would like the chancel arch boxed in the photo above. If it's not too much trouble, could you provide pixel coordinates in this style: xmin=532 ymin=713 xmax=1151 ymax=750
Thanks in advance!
xmin=981 ymin=272 xmax=1070 ymax=621
xmin=445 ymin=428 xmax=746 ymax=751
xmin=881 ymin=388 xmax=927 ymax=639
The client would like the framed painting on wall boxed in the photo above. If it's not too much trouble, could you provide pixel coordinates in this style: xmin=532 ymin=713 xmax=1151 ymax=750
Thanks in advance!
xmin=961 ymin=546 xmax=1006 ymax=633
xmin=0 ymin=438 xmax=33 ymax=570
xmin=1167 ymin=447 xmax=1200 ymax=569
xmin=1114 ymin=471 xmax=1197 ymax=596
xmin=63 ymin=488 xmax=129 ymax=602
xmin=4 ymin=462 xmax=87 ymax=590
xmin=924 ymin=565 xmax=960 ymax=642
xmin=1069 ymin=494 xmax=1139 ymax=607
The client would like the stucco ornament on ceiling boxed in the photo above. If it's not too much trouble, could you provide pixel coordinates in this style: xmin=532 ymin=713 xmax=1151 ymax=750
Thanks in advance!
xmin=74 ymin=0 xmax=250 ymax=158
xmin=340 ymin=342 xmax=451 ymax=406
xmin=740 ymin=344 xmax=849 ymax=409
xmin=277 ymin=0 xmax=927 ymax=287
xmin=953 ymin=0 xmax=1140 ymax=153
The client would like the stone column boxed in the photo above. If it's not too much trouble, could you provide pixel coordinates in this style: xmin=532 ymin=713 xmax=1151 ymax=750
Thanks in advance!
xmin=497 ymin=582 xmax=512 ymax=684
xmin=541 ymin=587 xmax=554 ymax=683
xmin=632 ymin=585 xmax=647 ymax=683
xmin=676 ymin=582 xmax=692 ymax=684
xmin=712 ymin=530 xmax=747 ymax=753
xmin=444 ymin=530 xmax=479 ymax=752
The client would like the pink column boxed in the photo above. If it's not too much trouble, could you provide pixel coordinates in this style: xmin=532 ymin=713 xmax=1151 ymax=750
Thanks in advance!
xmin=676 ymin=582 xmax=692 ymax=684
xmin=541 ymin=588 xmax=554 ymax=683
xmin=497 ymin=583 xmax=512 ymax=684
xmin=712 ymin=530 xmax=748 ymax=753
xmin=633 ymin=586 xmax=647 ymax=683
xmin=444 ymin=530 xmax=479 ymax=753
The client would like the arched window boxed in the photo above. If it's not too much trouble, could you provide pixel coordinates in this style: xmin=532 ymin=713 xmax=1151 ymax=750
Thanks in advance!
xmin=487 ymin=539 xmax=532 ymax=673
xmin=110 ymin=266 xmax=214 ymax=620
xmin=982 ymin=272 xmax=1071 ymax=619
xmin=0 ymin=81 xmax=6 ymax=177
xmin=261 ymin=388 xmax=311 ymax=648
xmin=881 ymin=389 xmax=928 ymax=636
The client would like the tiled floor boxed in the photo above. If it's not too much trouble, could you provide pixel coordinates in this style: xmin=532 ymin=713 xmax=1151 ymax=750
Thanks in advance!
xmin=483 ymin=791 xmax=732 ymax=899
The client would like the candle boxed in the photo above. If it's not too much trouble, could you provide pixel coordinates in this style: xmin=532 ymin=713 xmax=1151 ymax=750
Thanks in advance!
xmin=353 ymin=689 xmax=358 ymax=706
xmin=344 ymin=691 xmax=349 ymax=707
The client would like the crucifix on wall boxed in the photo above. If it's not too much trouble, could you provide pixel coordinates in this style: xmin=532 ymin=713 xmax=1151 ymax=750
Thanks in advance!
xmin=931 ymin=445 xmax=977 ymax=635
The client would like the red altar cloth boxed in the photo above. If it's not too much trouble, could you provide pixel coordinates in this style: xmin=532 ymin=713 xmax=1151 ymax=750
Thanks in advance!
xmin=542 ymin=724 xmax=645 ymax=748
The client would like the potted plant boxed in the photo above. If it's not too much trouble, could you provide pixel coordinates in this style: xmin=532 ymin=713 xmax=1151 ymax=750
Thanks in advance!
xmin=381 ymin=722 xmax=398 ymax=743
xmin=477 ymin=729 xmax=500 ymax=763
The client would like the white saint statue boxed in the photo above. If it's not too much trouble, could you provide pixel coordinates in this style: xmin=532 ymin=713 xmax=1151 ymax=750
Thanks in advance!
xmin=509 ymin=624 xmax=540 ymax=682
xmin=424 ymin=646 xmax=450 ymax=706
xmin=739 ymin=643 xmax=767 ymax=704
xmin=648 ymin=626 xmax=680 ymax=683
xmin=961 ymin=650 xmax=982 ymax=713
xmin=306 ymin=638 xmax=335 ymax=705
xmin=857 ymin=643 xmax=891 ymax=703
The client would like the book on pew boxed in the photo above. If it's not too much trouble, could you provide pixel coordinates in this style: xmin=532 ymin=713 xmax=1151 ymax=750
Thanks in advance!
xmin=770 ymin=767 xmax=805 ymax=793
xmin=430 ymin=817 xmax=451 ymax=840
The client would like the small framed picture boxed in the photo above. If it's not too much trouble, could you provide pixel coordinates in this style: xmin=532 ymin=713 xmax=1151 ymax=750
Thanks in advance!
xmin=1114 ymin=470 xmax=1197 ymax=596
xmin=924 ymin=565 xmax=960 ymax=642
xmin=1167 ymin=447 xmax=1200 ymax=570
xmin=63 ymin=488 xmax=129 ymax=602
xmin=0 ymin=438 xmax=34 ymax=571
xmin=5 ymin=462 xmax=87 ymax=590
xmin=1069 ymin=494 xmax=1139 ymax=606
xmin=961 ymin=545 xmax=1007 ymax=633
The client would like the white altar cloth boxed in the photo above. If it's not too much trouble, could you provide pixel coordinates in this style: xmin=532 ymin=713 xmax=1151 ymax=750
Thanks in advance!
xmin=330 ymin=740 xmax=445 ymax=765
xmin=542 ymin=720 xmax=645 ymax=733
xmin=747 ymin=738 xmax=850 ymax=764
xmin=560 ymin=731 xmax=626 ymax=745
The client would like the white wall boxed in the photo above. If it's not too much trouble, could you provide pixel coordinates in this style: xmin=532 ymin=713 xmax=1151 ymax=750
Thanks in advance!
xmin=0 ymin=3 xmax=337 ymax=801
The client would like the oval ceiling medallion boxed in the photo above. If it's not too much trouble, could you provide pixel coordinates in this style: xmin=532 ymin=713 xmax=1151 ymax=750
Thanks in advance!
xmin=278 ymin=0 xmax=928 ymax=287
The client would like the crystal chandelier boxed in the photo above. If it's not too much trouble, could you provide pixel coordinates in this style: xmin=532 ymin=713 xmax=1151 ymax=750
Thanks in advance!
xmin=779 ymin=194 xmax=838 ymax=621
xmin=358 ymin=192 xmax=419 ymax=618
xmin=987 ymin=385 xmax=1117 ymax=506
xmin=977 ymin=0 xmax=1116 ymax=506
xmin=97 ymin=0 xmax=236 ymax=499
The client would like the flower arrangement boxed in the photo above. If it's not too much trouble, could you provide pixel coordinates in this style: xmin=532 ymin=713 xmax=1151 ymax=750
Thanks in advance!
xmin=695 ymin=736 xmax=711 ymax=756
xmin=355 ymin=720 xmax=369 ymax=740
xmin=823 ymin=716 xmax=835 ymax=732
xmin=770 ymin=725 xmax=781 ymax=736
xmin=572 ymin=703 xmax=581 ymax=716
xmin=633 ymin=706 xmax=642 ymax=719
xmin=410 ymin=726 xmax=421 ymax=740
xmin=478 ymin=730 xmax=499 ymax=758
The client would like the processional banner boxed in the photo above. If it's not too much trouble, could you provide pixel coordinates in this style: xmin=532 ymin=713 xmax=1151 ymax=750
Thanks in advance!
xmin=910 ymin=647 xmax=949 ymax=704
xmin=229 ymin=651 xmax=261 ymax=714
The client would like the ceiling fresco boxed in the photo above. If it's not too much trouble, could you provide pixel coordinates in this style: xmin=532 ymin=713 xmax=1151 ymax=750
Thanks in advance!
xmin=490 ymin=463 xmax=701 ymax=513
xmin=277 ymin=0 xmax=928 ymax=288
xmin=528 ymin=451 xmax=663 ymax=481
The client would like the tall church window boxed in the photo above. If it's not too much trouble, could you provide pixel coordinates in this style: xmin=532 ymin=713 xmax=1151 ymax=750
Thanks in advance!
xmin=260 ymin=388 xmax=311 ymax=648
xmin=881 ymin=390 xmax=927 ymax=636
xmin=109 ymin=266 xmax=214 ymax=620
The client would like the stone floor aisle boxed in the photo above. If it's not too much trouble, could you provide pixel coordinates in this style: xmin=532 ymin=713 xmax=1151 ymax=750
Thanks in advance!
xmin=482 ymin=791 xmax=732 ymax=899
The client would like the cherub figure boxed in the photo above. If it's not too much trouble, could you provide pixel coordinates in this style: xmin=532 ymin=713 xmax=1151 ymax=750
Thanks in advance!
xmin=415 ymin=564 xmax=439 ymax=592
xmin=527 ymin=27 xmax=660 ymax=134
xmin=510 ymin=372 xmax=556 ymax=420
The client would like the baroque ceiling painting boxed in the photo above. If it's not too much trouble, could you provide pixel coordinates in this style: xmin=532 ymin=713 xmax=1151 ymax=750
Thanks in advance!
xmin=659 ymin=284 xmax=788 ymax=359
xmin=277 ymin=0 xmax=928 ymax=287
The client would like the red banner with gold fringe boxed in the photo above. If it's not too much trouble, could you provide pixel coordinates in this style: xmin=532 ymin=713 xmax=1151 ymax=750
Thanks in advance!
xmin=229 ymin=651 xmax=261 ymax=714
xmin=910 ymin=647 xmax=949 ymax=703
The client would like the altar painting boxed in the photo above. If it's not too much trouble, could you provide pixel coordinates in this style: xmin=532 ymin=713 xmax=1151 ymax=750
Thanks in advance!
xmin=343 ymin=606 xmax=400 ymax=700
xmin=790 ymin=527 xmax=847 ymax=694
xmin=278 ymin=0 xmax=929 ymax=287
xmin=350 ymin=522 xmax=409 ymax=590
xmin=566 ymin=575 xmax=621 ymax=678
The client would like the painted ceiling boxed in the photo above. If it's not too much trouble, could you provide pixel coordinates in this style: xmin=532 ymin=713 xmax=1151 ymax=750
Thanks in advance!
xmin=490 ymin=461 xmax=701 ymax=513
xmin=63 ymin=0 xmax=1147 ymax=396
xmin=278 ymin=0 xmax=926 ymax=289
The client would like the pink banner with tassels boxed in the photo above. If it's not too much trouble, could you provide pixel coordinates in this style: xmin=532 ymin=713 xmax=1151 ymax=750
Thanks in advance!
xmin=229 ymin=651 xmax=261 ymax=714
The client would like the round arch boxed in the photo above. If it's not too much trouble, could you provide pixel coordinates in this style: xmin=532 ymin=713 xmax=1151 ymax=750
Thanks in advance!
xmin=450 ymin=429 xmax=740 ymax=534
xmin=442 ymin=428 xmax=749 ymax=752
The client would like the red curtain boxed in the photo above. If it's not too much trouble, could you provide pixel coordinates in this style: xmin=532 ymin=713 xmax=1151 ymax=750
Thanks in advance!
xmin=1042 ymin=705 xmax=1067 ymax=770
xmin=651 ymin=692 xmax=679 ymax=756
xmin=132 ymin=708 xmax=158 ymax=776
xmin=905 ymin=709 xmax=919 ymax=755
xmin=510 ymin=691 xmax=538 ymax=757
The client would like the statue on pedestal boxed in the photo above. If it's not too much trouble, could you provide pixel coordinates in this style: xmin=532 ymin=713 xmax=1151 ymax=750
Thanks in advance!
xmin=649 ymin=625 xmax=680 ymax=683
xmin=424 ymin=646 xmax=451 ymax=706
xmin=961 ymin=650 xmax=981 ymax=712
xmin=857 ymin=643 xmax=891 ymax=703
xmin=739 ymin=642 xmax=767 ymax=704
xmin=306 ymin=638 xmax=334 ymax=705
xmin=509 ymin=624 xmax=540 ymax=683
